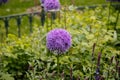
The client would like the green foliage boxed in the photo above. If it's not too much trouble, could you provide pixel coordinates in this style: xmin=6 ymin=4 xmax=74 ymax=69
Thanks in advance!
xmin=0 ymin=71 xmax=14 ymax=80
xmin=0 ymin=6 xmax=120 ymax=79
xmin=1 ymin=35 xmax=35 ymax=79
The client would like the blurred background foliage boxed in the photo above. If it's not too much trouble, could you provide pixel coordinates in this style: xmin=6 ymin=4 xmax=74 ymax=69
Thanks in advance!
xmin=0 ymin=0 xmax=107 ymax=16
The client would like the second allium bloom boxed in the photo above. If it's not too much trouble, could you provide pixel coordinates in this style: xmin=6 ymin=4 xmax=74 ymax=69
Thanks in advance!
xmin=44 ymin=0 xmax=60 ymax=11
xmin=46 ymin=29 xmax=72 ymax=54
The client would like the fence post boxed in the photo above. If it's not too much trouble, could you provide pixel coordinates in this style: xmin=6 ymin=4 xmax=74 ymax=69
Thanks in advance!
xmin=41 ymin=6 xmax=45 ymax=26
xmin=29 ymin=14 xmax=33 ymax=33
xmin=4 ymin=17 xmax=9 ymax=37
xmin=16 ymin=16 xmax=21 ymax=38
xmin=0 ymin=25 xmax=3 ymax=43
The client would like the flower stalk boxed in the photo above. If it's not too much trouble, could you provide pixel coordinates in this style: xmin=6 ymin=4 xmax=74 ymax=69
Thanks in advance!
xmin=91 ymin=43 xmax=96 ymax=79
xmin=57 ymin=54 xmax=60 ymax=78
xmin=95 ymin=52 xmax=102 ymax=80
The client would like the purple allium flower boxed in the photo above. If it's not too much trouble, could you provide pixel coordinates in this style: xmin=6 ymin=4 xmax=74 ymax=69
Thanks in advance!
xmin=46 ymin=29 xmax=72 ymax=54
xmin=40 ymin=0 xmax=45 ymax=4
xmin=43 ymin=0 xmax=60 ymax=11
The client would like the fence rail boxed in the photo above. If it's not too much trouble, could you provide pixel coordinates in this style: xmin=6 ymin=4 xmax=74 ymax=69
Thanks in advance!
xmin=0 ymin=11 xmax=44 ymax=37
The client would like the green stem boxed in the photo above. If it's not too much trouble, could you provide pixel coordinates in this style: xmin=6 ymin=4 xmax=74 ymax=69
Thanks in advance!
xmin=64 ymin=5 xmax=66 ymax=29
xmin=114 ymin=8 xmax=120 ymax=30
xmin=70 ymin=64 xmax=73 ymax=80
xmin=107 ymin=66 xmax=110 ymax=80
xmin=59 ymin=11 xmax=61 ymax=24
xmin=57 ymin=54 xmax=60 ymax=78
xmin=107 ymin=2 xmax=112 ymax=30
xmin=51 ymin=12 xmax=53 ymax=30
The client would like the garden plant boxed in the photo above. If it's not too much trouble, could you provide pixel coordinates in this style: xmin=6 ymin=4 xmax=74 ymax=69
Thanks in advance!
xmin=0 ymin=0 xmax=120 ymax=80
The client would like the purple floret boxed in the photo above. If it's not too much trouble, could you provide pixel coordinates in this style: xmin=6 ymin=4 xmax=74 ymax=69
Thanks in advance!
xmin=43 ymin=0 xmax=60 ymax=11
xmin=40 ymin=0 xmax=45 ymax=4
xmin=46 ymin=29 xmax=72 ymax=54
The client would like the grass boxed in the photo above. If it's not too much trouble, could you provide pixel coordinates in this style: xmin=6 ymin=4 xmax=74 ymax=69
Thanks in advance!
xmin=61 ymin=0 xmax=106 ymax=6
xmin=0 ymin=0 xmax=107 ymax=16
xmin=0 ymin=0 xmax=34 ymax=16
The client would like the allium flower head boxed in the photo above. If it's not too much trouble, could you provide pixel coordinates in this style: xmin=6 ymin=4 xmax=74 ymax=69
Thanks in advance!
xmin=43 ymin=0 xmax=60 ymax=11
xmin=46 ymin=29 xmax=72 ymax=54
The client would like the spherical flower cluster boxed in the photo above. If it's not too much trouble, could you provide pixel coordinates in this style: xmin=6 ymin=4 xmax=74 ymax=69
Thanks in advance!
xmin=43 ymin=0 xmax=60 ymax=11
xmin=46 ymin=29 xmax=72 ymax=54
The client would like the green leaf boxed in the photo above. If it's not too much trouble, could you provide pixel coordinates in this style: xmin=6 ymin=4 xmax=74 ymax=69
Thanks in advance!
xmin=0 ymin=73 xmax=14 ymax=80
